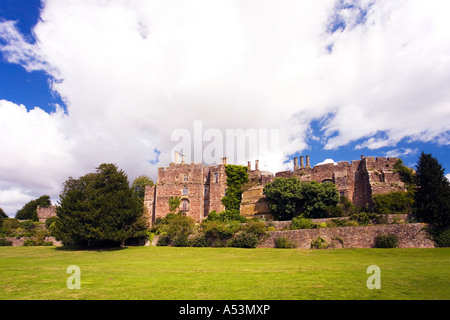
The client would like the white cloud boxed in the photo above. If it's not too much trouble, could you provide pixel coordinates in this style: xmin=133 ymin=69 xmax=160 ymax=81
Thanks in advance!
xmin=315 ymin=159 xmax=337 ymax=166
xmin=446 ymin=174 xmax=450 ymax=182
xmin=1 ymin=0 xmax=450 ymax=215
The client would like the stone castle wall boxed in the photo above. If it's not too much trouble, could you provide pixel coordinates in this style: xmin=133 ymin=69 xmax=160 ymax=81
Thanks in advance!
xmin=240 ymin=156 xmax=406 ymax=219
xmin=145 ymin=157 xmax=227 ymax=225
xmin=36 ymin=206 xmax=57 ymax=223
xmin=146 ymin=155 xmax=407 ymax=225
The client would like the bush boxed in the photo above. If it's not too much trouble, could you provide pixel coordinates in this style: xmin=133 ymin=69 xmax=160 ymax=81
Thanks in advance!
xmin=243 ymin=220 xmax=267 ymax=238
xmin=188 ymin=234 xmax=209 ymax=247
xmin=435 ymin=229 xmax=450 ymax=247
xmin=172 ymin=234 xmax=190 ymax=247
xmin=233 ymin=232 xmax=259 ymax=248
xmin=373 ymin=191 xmax=414 ymax=215
xmin=275 ymin=236 xmax=297 ymax=249
xmin=157 ymin=234 xmax=170 ymax=246
xmin=0 ymin=237 xmax=12 ymax=246
xmin=311 ymin=237 xmax=329 ymax=249
xmin=23 ymin=239 xmax=37 ymax=246
xmin=291 ymin=216 xmax=314 ymax=229
xmin=375 ymin=234 xmax=399 ymax=248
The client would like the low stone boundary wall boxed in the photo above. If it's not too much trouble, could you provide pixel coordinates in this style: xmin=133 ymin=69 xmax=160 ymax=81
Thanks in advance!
xmin=5 ymin=237 xmax=62 ymax=246
xmin=258 ymin=223 xmax=434 ymax=249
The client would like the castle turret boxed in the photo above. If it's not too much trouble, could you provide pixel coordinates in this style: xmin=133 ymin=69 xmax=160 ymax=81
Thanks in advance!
xmin=300 ymin=156 xmax=304 ymax=168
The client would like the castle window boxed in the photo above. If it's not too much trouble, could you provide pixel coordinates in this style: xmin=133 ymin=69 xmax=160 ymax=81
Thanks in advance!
xmin=214 ymin=172 xmax=219 ymax=183
xmin=184 ymin=173 xmax=188 ymax=182
xmin=180 ymin=199 xmax=190 ymax=211
xmin=182 ymin=186 xmax=188 ymax=195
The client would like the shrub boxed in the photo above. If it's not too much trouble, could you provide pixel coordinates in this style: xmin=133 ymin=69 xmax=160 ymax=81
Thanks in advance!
xmin=375 ymin=234 xmax=399 ymax=248
xmin=233 ymin=232 xmax=259 ymax=248
xmin=350 ymin=212 xmax=380 ymax=225
xmin=435 ymin=229 xmax=450 ymax=247
xmin=0 ymin=237 xmax=12 ymax=246
xmin=243 ymin=220 xmax=267 ymax=238
xmin=23 ymin=239 xmax=37 ymax=246
xmin=291 ymin=216 xmax=314 ymax=229
xmin=275 ymin=236 xmax=297 ymax=249
xmin=157 ymin=234 xmax=170 ymax=246
xmin=188 ymin=234 xmax=209 ymax=247
xmin=311 ymin=237 xmax=329 ymax=249
xmin=373 ymin=191 xmax=414 ymax=215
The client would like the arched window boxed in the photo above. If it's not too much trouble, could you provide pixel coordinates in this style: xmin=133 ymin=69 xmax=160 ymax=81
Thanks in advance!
xmin=180 ymin=199 xmax=190 ymax=211
xmin=214 ymin=172 xmax=219 ymax=183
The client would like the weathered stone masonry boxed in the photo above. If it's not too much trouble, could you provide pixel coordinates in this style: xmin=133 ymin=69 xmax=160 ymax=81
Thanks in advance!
xmin=258 ymin=223 xmax=435 ymax=249
xmin=145 ymin=154 xmax=407 ymax=225
xmin=144 ymin=152 xmax=227 ymax=225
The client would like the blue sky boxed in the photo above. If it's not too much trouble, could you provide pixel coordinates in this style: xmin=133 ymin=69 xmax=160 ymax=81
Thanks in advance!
xmin=0 ymin=0 xmax=450 ymax=216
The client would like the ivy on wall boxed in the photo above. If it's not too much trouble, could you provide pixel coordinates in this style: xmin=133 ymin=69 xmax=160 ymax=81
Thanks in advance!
xmin=221 ymin=165 xmax=249 ymax=212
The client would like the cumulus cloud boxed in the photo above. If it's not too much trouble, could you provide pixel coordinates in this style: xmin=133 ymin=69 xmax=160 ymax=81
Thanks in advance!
xmin=1 ymin=0 xmax=450 ymax=215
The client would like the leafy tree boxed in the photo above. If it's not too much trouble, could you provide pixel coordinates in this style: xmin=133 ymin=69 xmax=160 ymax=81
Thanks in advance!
xmin=297 ymin=181 xmax=340 ymax=218
xmin=131 ymin=175 xmax=154 ymax=199
xmin=413 ymin=152 xmax=450 ymax=228
xmin=263 ymin=177 xmax=340 ymax=220
xmin=0 ymin=207 xmax=7 ymax=219
xmin=53 ymin=163 xmax=145 ymax=247
xmin=221 ymin=165 xmax=249 ymax=211
xmin=263 ymin=177 xmax=304 ymax=220
xmin=15 ymin=195 xmax=51 ymax=221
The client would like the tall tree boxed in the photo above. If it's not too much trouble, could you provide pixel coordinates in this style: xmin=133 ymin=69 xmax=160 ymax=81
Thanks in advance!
xmin=0 ymin=207 xmax=7 ymax=219
xmin=131 ymin=175 xmax=154 ymax=199
xmin=15 ymin=195 xmax=51 ymax=221
xmin=53 ymin=163 xmax=145 ymax=247
xmin=413 ymin=152 xmax=450 ymax=228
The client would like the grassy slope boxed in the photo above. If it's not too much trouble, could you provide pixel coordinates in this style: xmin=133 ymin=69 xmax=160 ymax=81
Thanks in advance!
xmin=1 ymin=246 xmax=449 ymax=300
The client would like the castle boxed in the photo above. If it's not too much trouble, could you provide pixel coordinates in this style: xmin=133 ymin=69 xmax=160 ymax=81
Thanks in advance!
xmin=144 ymin=153 xmax=407 ymax=225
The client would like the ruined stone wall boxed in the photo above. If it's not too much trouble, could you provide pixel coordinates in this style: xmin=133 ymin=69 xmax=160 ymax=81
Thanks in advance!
xmin=258 ymin=223 xmax=434 ymax=249
xmin=5 ymin=236 xmax=62 ymax=246
xmin=36 ymin=206 xmax=57 ymax=223
xmin=273 ymin=156 xmax=405 ymax=209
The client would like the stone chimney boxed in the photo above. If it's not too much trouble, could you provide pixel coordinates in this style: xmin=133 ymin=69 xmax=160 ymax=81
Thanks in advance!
xmin=248 ymin=161 xmax=251 ymax=171
xmin=306 ymin=155 xmax=311 ymax=168
xmin=181 ymin=154 xmax=186 ymax=164
xmin=255 ymin=160 xmax=259 ymax=171
xmin=222 ymin=157 xmax=228 ymax=165
xmin=294 ymin=157 xmax=299 ymax=170
xmin=300 ymin=156 xmax=304 ymax=169
xmin=174 ymin=151 xmax=180 ymax=164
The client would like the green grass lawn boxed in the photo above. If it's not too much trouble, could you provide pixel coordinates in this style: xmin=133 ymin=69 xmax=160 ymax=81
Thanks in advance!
xmin=1 ymin=246 xmax=449 ymax=300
